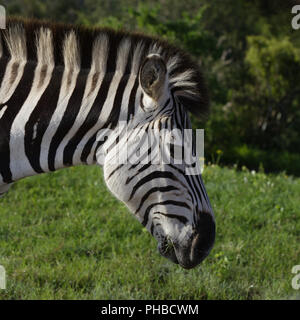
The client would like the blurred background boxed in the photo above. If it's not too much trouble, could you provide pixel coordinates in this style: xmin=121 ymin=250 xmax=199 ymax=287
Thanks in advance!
xmin=3 ymin=0 xmax=300 ymax=174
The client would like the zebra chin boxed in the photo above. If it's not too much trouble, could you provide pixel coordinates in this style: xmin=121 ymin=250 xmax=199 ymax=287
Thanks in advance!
xmin=157 ymin=211 xmax=216 ymax=269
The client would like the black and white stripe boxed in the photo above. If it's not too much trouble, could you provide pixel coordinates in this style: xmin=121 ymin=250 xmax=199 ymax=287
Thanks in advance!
xmin=0 ymin=18 xmax=214 ymax=269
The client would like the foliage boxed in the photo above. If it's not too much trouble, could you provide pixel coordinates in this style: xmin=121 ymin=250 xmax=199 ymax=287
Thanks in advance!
xmin=235 ymin=35 xmax=300 ymax=150
xmin=214 ymin=145 xmax=300 ymax=177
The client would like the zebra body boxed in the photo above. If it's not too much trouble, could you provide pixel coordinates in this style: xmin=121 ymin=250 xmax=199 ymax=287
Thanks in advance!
xmin=0 ymin=18 xmax=215 ymax=269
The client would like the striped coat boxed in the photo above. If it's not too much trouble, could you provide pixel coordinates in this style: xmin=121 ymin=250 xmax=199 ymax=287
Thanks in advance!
xmin=0 ymin=18 xmax=215 ymax=269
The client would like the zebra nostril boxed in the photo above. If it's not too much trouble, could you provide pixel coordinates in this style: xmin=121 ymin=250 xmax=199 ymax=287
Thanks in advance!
xmin=191 ymin=211 xmax=215 ymax=264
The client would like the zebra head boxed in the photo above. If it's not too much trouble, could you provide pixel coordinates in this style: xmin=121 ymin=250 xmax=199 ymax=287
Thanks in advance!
xmin=101 ymin=54 xmax=215 ymax=269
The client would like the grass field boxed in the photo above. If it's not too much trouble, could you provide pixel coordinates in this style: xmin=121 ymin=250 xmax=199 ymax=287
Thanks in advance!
xmin=0 ymin=164 xmax=299 ymax=299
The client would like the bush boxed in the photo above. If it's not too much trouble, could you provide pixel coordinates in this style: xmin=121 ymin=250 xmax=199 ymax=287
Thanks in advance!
xmin=209 ymin=144 xmax=300 ymax=177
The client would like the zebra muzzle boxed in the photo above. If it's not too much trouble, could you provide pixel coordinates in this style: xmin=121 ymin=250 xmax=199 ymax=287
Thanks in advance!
xmin=158 ymin=211 xmax=215 ymax=269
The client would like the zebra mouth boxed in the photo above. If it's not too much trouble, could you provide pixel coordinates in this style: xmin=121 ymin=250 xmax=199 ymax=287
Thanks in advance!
xmin=157 ymin=238 xmax=179 ymax=265
xmin=158 ymin=232 xmax=213 ymax=269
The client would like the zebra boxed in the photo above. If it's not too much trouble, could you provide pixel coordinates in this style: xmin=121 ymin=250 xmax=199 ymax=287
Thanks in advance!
xmin=0 ymin=17 xmax=215 ymax=269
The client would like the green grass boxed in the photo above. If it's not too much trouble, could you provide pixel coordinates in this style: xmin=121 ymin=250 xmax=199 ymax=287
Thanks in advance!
xmin=0 ymin=164 xmax=299 ymax=299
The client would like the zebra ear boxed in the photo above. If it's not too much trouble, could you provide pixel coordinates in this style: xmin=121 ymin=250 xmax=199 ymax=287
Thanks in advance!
xmin=139 ymin=54 xmax=167 ymax=102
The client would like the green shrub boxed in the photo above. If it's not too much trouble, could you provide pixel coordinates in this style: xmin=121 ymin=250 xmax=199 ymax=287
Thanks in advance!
xmin=208 ymin=144 xmax=300 ymax=176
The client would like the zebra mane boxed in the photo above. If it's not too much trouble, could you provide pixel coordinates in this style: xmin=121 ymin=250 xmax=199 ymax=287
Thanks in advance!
xmin=0 ymin=17 xmax=209 ymax=118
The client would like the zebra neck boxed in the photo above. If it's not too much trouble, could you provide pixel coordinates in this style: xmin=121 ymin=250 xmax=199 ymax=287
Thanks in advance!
xmin=0 ymin=58 xmax=139 ymax=184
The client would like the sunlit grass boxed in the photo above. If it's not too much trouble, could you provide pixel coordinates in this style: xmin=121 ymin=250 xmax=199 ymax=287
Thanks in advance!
xmin=0 ymin=164 xmax=299 ymax=299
